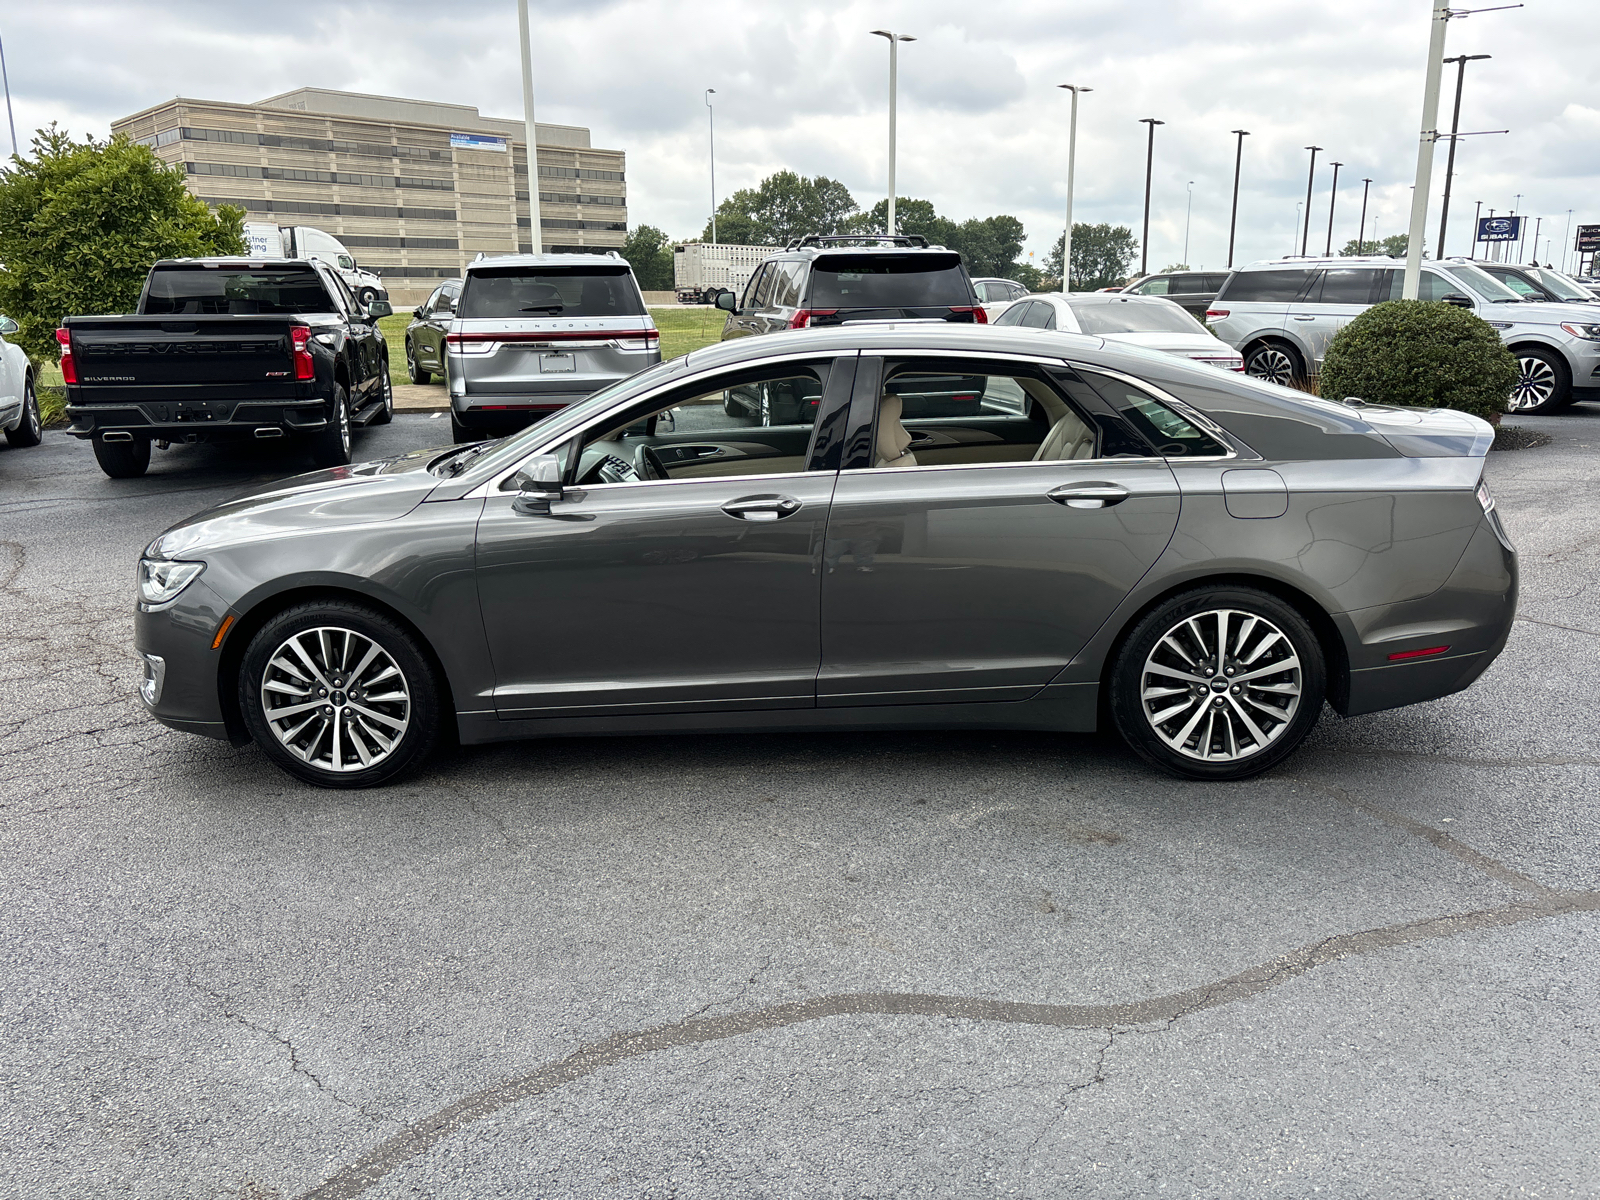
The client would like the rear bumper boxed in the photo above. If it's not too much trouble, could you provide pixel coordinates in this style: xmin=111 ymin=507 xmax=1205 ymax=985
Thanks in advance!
xmin=68 ymin=397 xmax=329 ymax=440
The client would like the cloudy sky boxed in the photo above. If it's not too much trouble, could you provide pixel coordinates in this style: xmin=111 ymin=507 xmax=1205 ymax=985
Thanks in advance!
xmin=4 ymin=0 xmax=1596 ymax=270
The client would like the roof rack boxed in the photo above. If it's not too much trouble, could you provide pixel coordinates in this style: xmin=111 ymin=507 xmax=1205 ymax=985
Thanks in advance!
xmin=785 ymin=233 xmax=931 ymax=251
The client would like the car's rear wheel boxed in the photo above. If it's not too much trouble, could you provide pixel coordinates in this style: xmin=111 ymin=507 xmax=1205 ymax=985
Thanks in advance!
xmin=406 ymin=337 xmax=430 ymax=385
xmin=92 ymin=434 xmax=150 ymax=478
xmin=309 ymin=384 xmax=352 ymax=468
xmin=1244 ymin=341 xmax=1305 ymax=389
xmin=6 ymin=375 xmax=42 ymax=448
xmin=239 ymin=601 xmax=440 ymax=788
xmin=1109 ymin=586 xmax=1326 ymax=781
xmin=1507 ymin=347 xmax=1571 ymax=414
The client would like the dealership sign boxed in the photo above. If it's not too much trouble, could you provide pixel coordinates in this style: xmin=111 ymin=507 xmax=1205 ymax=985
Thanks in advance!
xmin=450 ymin=132 xmax=508 ymax=152
xmin=1576 ymin=225 xmax=1600 ymax=253
xmin=1477 ymin=216 xmax=1523 ymax=243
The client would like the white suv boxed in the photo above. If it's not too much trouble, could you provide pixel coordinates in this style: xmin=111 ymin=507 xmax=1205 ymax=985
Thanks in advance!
xmin=1206 ymin=256 xmax=1600 ymax=414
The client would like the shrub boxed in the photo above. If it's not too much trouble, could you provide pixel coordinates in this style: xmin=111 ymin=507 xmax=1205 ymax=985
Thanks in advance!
xmin=1318 ymin=299 xmax=1517 ymax=421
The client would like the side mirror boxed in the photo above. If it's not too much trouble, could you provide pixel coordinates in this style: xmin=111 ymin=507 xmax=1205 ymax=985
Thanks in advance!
xmin=1443 ymin=293 xmax=1474 ymax=308
xmin=412 ymin=308 xmax=426 ymax=319
xmin=512 ymin=454 xmax=565 ymax=515
xmin=0 ymin=316 xmax=17 ymax=335
xmin=366 ymin=300 xmax=393 ymax=318
xmin=715 ymin=291 xmax=738 ymax=313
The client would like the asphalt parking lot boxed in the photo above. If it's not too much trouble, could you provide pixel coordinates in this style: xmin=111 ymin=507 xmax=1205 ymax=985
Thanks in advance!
xmin=2 ymin=411 xmax=1598 ymax=1199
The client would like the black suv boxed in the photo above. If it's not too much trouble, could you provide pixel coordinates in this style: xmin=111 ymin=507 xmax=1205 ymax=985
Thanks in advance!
xmin=715 ymin=235 xmax=986 ymax=422
xmin=1119 ymin=271 xmax=1230 ymax=319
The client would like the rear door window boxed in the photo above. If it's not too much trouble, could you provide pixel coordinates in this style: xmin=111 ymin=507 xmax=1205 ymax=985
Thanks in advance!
xmin=1018 ymin=301 xmax=1054 ymax=329
xmin=1078 ymin=371 xmax=1227 ymax=458
xmin=770 ymin=261 xmax=803 ymax=309
xmin=1318 ymin=268 xmax=1379 ymax=305
xmin=458 ymin=265 xmax=644 ymax=318
xmin=808 ymin=253 xmax=971 ymax=308
xmin=1135 ymin=277 xmax=1170 ymax=295
xmin=1217 ymin=269 xmax=1314 ymax=303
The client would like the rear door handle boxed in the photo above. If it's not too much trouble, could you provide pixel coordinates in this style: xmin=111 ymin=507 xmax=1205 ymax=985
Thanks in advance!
xmin=1047 ymin=483 xmax=1130 ymax=509
xmin=721 ymin=494 xmax=802 ymax=522
xmin=1291 ymin=314 xmax=1316 ymax=321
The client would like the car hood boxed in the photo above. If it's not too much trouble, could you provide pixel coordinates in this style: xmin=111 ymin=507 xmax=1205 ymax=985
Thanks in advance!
xmin=1484 ymin=299 xmax=1589 ymax=324
xmin=151 ymin=444 xmax=455 ymax=559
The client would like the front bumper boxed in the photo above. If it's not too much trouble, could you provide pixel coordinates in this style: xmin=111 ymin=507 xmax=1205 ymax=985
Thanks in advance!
xmin=133 ymin=579 xmax=236 ymax=743
xmin=69 ymin=398 xmax=329 ymax=441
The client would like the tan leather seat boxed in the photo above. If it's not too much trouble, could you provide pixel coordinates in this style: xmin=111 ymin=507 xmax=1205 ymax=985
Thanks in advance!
xmin=1033 ymin=410 xmax=1096 ymax=461
xmin=876 ymin=394 xmax=917 ymax=468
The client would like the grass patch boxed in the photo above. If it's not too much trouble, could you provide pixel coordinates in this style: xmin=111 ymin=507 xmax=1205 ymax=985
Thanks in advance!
xmin=652 ymin=305 xmax=727 ymax=360
xmin=38 ymin=385 xmax=68 ymax=427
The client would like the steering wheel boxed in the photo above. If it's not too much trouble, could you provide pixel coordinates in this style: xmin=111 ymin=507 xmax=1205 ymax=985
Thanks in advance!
xmin=635 ymin=444 xmax=670 ymax=481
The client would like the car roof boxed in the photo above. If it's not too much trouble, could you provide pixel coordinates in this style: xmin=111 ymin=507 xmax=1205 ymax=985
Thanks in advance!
xmin=1233 ymin=256 xmax=1402 ymax=271
xmin=1043 ymin=292 xmax=1183 ymax=307
xmin=466 ymin=252 xmax=629 ymax=272
xmin=153 ymin=257 xmax=326 ymax=268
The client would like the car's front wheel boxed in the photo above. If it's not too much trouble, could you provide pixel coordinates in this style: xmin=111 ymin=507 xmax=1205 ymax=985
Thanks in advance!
xmin=1244 ymin=341 xmax=1305 ymax=389
xmin=406 ymin=337 xmax=430 ymax=385
xmin=1109 ymin=585 xmax=1326 ymax=781
xmin=1507 ymin=347 xmax=1571 ymax=414
xmin=238 ymin=601 xmax=441 ymax=788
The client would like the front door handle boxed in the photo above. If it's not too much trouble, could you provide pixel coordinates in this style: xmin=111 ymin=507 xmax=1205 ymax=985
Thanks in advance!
xmin=1291 ymin=314 xmax=1317 ymax=321
xmin=1047 ymin=482 xmax=1130 ymax=509
xmin=721 ymin=494 xmax=802 ymax=522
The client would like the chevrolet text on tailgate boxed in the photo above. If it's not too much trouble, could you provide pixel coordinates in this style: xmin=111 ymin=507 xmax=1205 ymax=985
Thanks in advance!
xmin=60 ymin=257 xmax=395 ymax=478
xmin=444 ymin=251 xmax=660 ymax=443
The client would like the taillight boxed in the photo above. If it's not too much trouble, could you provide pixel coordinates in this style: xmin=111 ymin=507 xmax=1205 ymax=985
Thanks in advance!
xmin=55 ymin=327 xmax=77 ymax=384
xmin=615 ymin=330 xmax=661 ymax=350
xmin=1387 ymin=645 xmax=1452 ymax=661
xmin=946 ymin=307 xmax=986 ymax=323
xmin=289 ymin=326 xmax=315 ymax=381
xmin=1205 ymin=308 xmax=1230 ymax=321
xmin=788 ymin=309 xmax=837 ymax=330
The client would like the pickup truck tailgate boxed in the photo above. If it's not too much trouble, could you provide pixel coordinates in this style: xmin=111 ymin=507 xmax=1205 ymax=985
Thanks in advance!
xmin=68 ymin=317 xmax=298 ymax=398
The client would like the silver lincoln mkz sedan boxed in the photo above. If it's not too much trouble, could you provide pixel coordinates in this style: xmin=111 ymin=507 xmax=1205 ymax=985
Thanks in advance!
xmin=134 ymin=325 xmax=1516 ymax=787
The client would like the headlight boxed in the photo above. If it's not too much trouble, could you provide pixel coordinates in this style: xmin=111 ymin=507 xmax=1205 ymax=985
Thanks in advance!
xmin=138 ymin=558 xmax=205 ymax=606
xmin=1559 ymin=322 xmax=1600 ymax=340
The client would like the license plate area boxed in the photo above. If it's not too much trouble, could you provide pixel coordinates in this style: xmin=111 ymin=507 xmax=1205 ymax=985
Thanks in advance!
xmin=539 ymin=353 xmax=577 ymax=373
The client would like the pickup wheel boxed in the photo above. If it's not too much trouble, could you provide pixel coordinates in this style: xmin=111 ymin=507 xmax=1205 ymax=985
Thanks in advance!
xmin=5 ymin=375 xmax=42 ymax=448
xmin=92 ymin=434 xmax=151 ymax=478
xmin=309 ymin=384 xmax=353 ymax=468
xmin=370 ymin=367 xmax=394 ymax=425
xmin=406 ymin=337 xmax=430 ymax=385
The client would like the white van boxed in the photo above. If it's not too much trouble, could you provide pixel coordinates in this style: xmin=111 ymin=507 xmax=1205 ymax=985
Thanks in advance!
xmin=242 ymin=223 xmax=389 ymax=306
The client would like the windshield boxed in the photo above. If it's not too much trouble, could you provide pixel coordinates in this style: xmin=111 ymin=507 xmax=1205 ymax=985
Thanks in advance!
xmin=1439 ymin=263 xmax=1523 ymax=303
xmin=1069 ymin=299 xmax=1207 ymax=336
xmin=458 ymin=265 xmax=644 ymax=319
xmin=808 ymin=253 xmax=971 ymax=308
xmin=143 ymin=267 xmax=333 ymax=315
xmin=1527 ymin=268 xmax=1595 ymax=301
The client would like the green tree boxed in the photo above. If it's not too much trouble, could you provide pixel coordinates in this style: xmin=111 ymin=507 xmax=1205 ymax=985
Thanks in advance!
xmin=1341 ymin=234 xmax=1415 ymax=258
xmin=857 ymin=198 xmax=1029 ymax=279
xmin=1045 ymin=224 xmax=1139 ymax=290
xmin=701 ymin=170 xmax=858 ymax=246
xmin=858 ymin=197 xmax=958 ymax=247
xmin=620 ymin=224 xmax=675 ymax=291
xmin=0 ymin=125 xmax=245 ymax=361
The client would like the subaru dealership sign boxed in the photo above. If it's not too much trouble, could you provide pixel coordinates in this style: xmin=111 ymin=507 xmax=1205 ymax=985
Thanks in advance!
xmin=1477 ymin=216 xmax=1523 ymax=243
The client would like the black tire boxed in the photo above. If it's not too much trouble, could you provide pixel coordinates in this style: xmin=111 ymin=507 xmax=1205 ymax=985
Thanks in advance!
xmin=358 ymin=287 xmax=379 ymax=307
xmin=722 ymin=389 xmax=743 ymax=418
xmin=238 ymin=600 xmax=440 ymax=789
xmin=370 ymin=367 xmax=394 ymax=425
xmin=406 ymin=337 xmax=430 ymax=385
xmin=450 ymin=410 xmax=477 ymax=444
xmin=92 ymin=434 xmax=151 ymax=478
xmin=309 ymin=384 xmax=353 ymax=468
xmin=1243 ymin=341 xmax=1306 ymax=389
xmin=5 ymin=374 xmax=42 ymax=448
xmin=1108 ymin=585 xmax=1327 ymax=782
xmin=1507 ymin=347 xmax=1572 ymax=414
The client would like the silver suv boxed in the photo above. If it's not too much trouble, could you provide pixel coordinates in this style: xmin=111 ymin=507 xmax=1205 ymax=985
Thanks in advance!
xmin=1207 ymin=256 xmax=1600 ymax=414
xmin=446 ymin=252 xmax=660 ymax=442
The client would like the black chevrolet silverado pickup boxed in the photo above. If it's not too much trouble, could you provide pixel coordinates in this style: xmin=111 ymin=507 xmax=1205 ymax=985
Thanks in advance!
xmin=61 ymin=257 xmax=395 ymax=477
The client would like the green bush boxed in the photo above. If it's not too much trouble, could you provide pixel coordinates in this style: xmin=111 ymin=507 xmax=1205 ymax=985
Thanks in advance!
xmin=1318 ymin=299 xmax=1517 ymax=421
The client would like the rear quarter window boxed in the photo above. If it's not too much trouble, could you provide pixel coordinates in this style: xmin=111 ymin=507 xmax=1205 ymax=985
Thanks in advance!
xmin=459 ymin=266 xmax=644 ymax=319
xmin=1215 ymin=269 xmax=1314 ymax=303
xmin=807 ymin=253 xmax=971 ymax=308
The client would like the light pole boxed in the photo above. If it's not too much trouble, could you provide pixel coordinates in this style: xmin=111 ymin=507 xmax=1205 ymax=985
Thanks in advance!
xmin=1436 ymin=54 xmax=1489 ymax=259
xmin=704 ymin=89 xmax=717 ymax=245
xmin=0 ymin=27 xmax=16 ymax=157
xmin=1324 ymin=161 xmax=1343 ymax=255
xmin=1531 ymin=216 xmax=1542 ymax=265
xmin=1299 ymin=146 xmax=1323 ymax=255
xmin=1182 ymin=181 xmax=1195 ymax=265
xmin=1139 ymin=118 xmax=1164 ymax=276
xmin=870 ymin=30 xmax=916 ymax=235
xmin=1358 ymin=178 xmax=1373 ymax=254
xmin=1511 ymin=192 xmax=1523 ymax=264
xmin=1292 ymin=202 xmax=1303 ymax=255
xmin=516 ymin=0 xmax=542 ymax=253
xmin=1057 ymin=84 xmax=1092 ymax=292
xmin=1473 ymin=199 xmax=1482 ymax=255
xmin=1565 ymin=208 xmax=1574 ymax=273
xmin=1227 ymin=129 xmax=1249 ymax=268
xmin=1402 ymin=3 xmax=1450 ymax=296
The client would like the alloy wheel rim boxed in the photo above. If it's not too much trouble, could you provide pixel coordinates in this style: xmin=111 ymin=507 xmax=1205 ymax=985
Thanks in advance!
xmin=338 ymin=395 xmax=351 ymax=453
xmin=25 ymin=384 xmax=39 ymax=437
xmin=1247 ymin=348 xmax=1295 ymax=386
xmin=1509 ymin=356 xmax=1556 ymax=411
xmin=1140 ymin=608 xmax=1302 ymax=763
xmin=406 ymin=340 xmax=417 ymax=380
xmin=260 ymin=626 xmax=410 ymax=773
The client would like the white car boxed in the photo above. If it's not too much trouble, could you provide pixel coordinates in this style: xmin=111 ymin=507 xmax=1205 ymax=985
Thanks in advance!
xmin=971 ymin=277 xmax=1030 ymax=323
xmin=992 ymin=292 xmax=1243 ymax=370
xmin=0 ymin=315 xmax=42 ymax=449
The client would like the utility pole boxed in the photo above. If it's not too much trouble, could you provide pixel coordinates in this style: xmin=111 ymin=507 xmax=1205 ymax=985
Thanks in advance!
xmin=1437 ymin=54 xmax=1489 ymax=258
xmin=1473 ymin=199 xmax=1482 ymax=256
xmin=1057 ymin=85 xmax=1092 ymax=292
xmin=1300 ymin=146 xmax=1323 ymax=255
xmin=1403 ymin=2 xmax=1451 ymax=298
xmin=1531 ymin=216 xmax=1542 ymax=265
xmin=1565 ymin=208 xmax=1574 ymax=273
xmin=870 ymin=30 xmax=916 ymax=235
xmin=517 ymin=0 xmax=542 ymax=253
xmin=704 ymin=90 xmax=717 ymax=245
xmin=0 ymin=27 xmax=16 ymax=158
xmin=1139 ymin=118 xmax=1164 ymax=275
xmin=1183 ymin=180 xmax=1194 ymax=265
xmin=1325 ymin=161 xmax=1343 ymax=255
xmin=1358 ymin=179 xmax=1373 ymax=253
xmin=1227 ymin=130 xmax=1249 ymax=268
